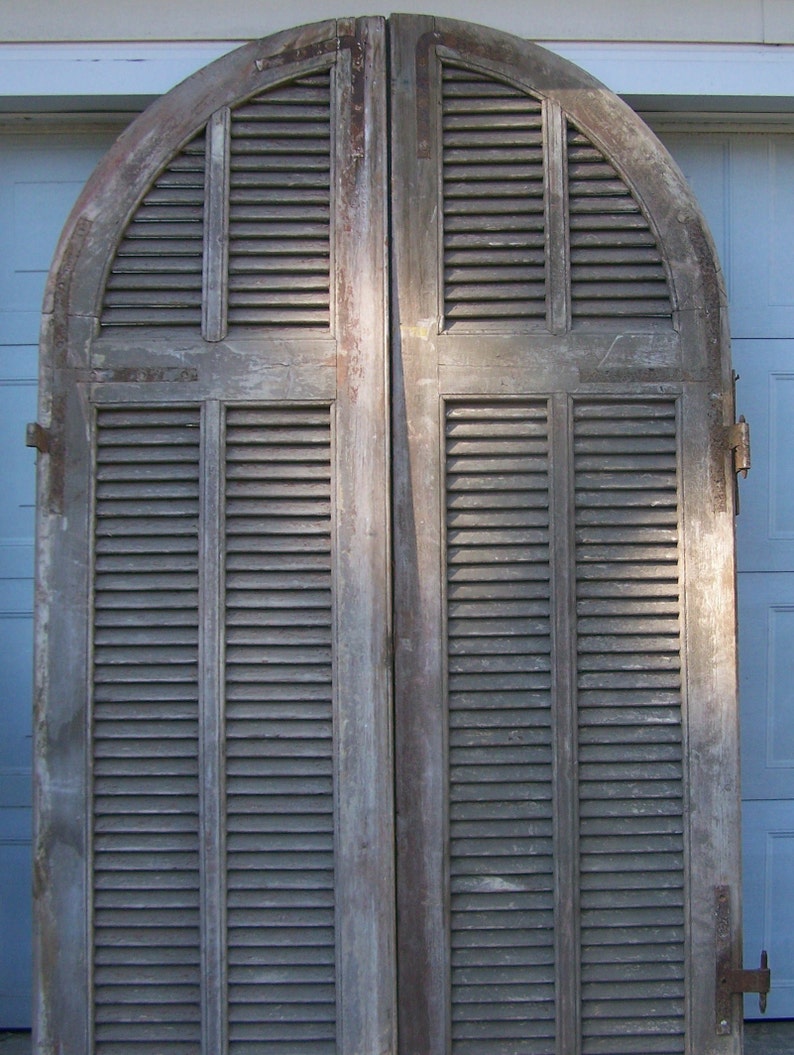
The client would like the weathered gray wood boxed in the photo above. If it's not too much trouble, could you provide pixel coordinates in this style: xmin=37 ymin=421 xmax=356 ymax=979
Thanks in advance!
xmin=331 ymin=17 xmax=395 ymax=1055
xmin=446 ymin=401 xmax=556 ymax=1054
xmin=544 ymin=101 xmax=570 ymax=334
xmin=202 ymin=110 xmax=230 ymax=342
xmin=35 ymin=17 xmax=393 ymax=1055
xmin=223 ymin=404 xmax=335 ymax=1053
xmin=227 ymin=70 xmax=333 ymax=331
xmin=393 ymin=13 xmax=738 ymax=1055
xmin=391 ymin=15 xmax=451 ymax=1055
xmin=36 ymin=13 xmax=740 ymax=1055
xmin=91 ymin=405 xmax=203 ymax=1054
xmin=199 ymin=401 xmax=226 ymax=1055
xmin=549 ymin=392 xmax=581 ymax=1055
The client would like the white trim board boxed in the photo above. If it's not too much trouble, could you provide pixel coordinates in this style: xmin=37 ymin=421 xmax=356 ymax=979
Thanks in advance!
xmin=0 ymin=41 xmax=793 ymax=106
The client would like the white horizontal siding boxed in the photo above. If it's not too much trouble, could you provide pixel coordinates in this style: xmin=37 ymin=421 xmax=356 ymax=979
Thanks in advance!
xmin=0 ymin=0 xmax=791 ymax=44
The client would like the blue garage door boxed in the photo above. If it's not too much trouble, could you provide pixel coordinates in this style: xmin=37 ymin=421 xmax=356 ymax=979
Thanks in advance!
xmin=0 ymin=124 xmax=127 ymax=1027
xmin=660 ymin=125 xmax=794 ymax=1019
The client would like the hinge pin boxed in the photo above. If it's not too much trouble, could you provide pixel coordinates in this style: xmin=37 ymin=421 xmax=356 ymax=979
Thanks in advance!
xmin=26 ymin=422 xmax=49 ymax=453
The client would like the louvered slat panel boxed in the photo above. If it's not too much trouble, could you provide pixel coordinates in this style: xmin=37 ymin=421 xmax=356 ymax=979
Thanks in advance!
xmin=92 ymin=406 xmax=202 ymax=1054
xmin=574 ymin=400 xmax=685 ymax=1055
xmin=101 ymin=135 xmax=206 ymax=328
xmin=228 ymin=73 xmax=332 ymax=329
xmin=567 ymin=127 xmax=673 ymax=327
xmin=445 ymin=402 xmax=555 ymax=1055
xmin=224 ymin=406 xmax=335 ymax=1054
xmin=442 ymin=65 xmax=546 ymax=330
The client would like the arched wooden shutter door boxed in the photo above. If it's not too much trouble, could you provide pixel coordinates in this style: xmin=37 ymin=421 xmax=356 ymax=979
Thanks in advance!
xmin=35 ymin=18 xmax=393 ymax=1055
xmin=391 ymin=15 xmax=738 ymax=1055
xmin=34 ymin=14 xmax=740 ymax=1055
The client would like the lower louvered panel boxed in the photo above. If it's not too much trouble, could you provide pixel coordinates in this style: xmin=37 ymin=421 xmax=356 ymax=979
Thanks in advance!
xmin=92 ymin=406 xmax=202 ymax=1053
xmin=574 ymin=399 xmax=685 ymax=1055
xmin=446 ymin=402 xmax=555 ymax=1055
xmin=224 ymin=405 xmax=336 ymax=1054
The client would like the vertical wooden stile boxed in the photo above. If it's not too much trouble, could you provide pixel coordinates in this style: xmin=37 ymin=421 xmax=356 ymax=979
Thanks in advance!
xmin=549 ymin=394 xmax=581 ymax=1055
xmin=544 ymin=102 xmax=570 ymax=335
xmin=203 ymin=109 xmax=231 ymax=342
xmin=391 ymin=14 xmax=450 ymax=1055
xmin=199 ymin=400 xmax=227 ymax=1055
xmin=332 ymin=17 xmax=395 ymax=1055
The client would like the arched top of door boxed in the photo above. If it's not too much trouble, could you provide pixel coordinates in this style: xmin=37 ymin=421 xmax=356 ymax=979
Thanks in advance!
xmin=41 ymin=14 xmax=728 ymax=387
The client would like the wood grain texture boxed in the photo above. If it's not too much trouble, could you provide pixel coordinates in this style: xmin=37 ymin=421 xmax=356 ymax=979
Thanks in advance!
xmin=35 ymin=18 xmax=393 ymax=1055
xmin=101 ymin=132 xmax=206 ymax=329
xmin=393 ymin=14 xmax=737 ymax=1055
xmin=227 ymin=72 xmax=332 ymax=330
xmin=446 ymin=401 xmax=556 ymax=1055
xmin=34 ymin=14 xmax=739 ymax=1055
xmin=224 ymin=405 xmax=335 ymax=1055
xmin=92 ymin=406 xmax=203 ymax=1054
xmin=203 ymin=111 xmax=231 ymax=342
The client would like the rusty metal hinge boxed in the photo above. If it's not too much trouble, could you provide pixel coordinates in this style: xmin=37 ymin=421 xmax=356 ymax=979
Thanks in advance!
xmin=715 ymin=885 xmax=771 ymax=1034
xmin=726 ymin=416 xmax=750 ymax=477
xmin=727 ymin=371 xmax=750 ymax=518
xmin=26 ymin=422 xmax=49 ymax=453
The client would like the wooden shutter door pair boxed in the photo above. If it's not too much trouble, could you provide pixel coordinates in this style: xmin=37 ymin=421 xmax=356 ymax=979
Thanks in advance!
xmin=33 ymin=14 xmax=741 ymax=1055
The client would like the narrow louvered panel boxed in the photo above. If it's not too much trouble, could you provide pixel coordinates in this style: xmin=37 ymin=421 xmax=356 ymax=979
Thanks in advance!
xmin=574 ymin=400 xmax=685 ymax=1055
xmin=567 ymin=126 xmax=673 ymax=327
xmin=227 ymin=73 xmax=332 ymax=330
xmin=92 ymin=406 xmax=202 ymax=1054
xmin=224 ymin=405 xmax=335 ymax=1054
xmin=445 ymin=402 xmax=555 ymax=1055
xmin=101 ymin=134 xmax=206 ymax=328
xmin=441 ymin=65 xmax=546 ymax=330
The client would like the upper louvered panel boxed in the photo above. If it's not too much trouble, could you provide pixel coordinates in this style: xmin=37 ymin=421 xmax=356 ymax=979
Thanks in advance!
xmin=574 ymin=400 xmax=685 ymax=1055
xmin=92 ymin=406 xmax=202 ymax=1054
xmin=101 ymin=134 xmax=206 ymax=329
xmin=445 ymin=402 xmax=555 ymax=1055
xmin=228 ymin=73 xmax=332 ymax=330
xmin=441 ymin=65 xmax=546 ymax=331
xmin=224 ymin=405 xmax=335 ymax=1055
xmin=567 ymin=126 xmax=673 ymax=329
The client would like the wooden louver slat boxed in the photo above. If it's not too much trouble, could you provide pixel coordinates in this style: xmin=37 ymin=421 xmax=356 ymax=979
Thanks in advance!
xmin=574 ymin=400 xmax=685 ymax=1055
xmin=567 ymin=127 xmax=674 ymax=328
xmin=101 ymin=136 xmax=206 ymax=329
xmin=92 ymin=406 xmax=202 ymax=1054
xmin=224 ymin=405 xmax=336 ymax=1054
xmin=445 ymin=402 xmax=555 ymax=1055
xmin=227 ymin=73 xmax=332 ymax=330
xmin=441 ymin=65 xmax=546 ymax=330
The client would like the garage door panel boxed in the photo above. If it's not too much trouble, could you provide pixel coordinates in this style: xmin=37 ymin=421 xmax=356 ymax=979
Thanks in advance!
xmin=0 ymin=125 xmax=124 ymax=1029
xmin=738 ymin=572 xmax=794 ymax=801
xmin=742 ymin=801 xmax=794 ymax=1019
xmin=661 ymin=130 xmax=794 ymax=1019
xmin=724 ymin=338 xmax=794 ymax=572
xmin=662 ymin=131 xmax=794 ymax=340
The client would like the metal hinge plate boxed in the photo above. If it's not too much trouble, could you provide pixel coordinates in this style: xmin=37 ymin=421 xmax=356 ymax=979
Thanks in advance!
xmin=715 ymin=885 xmax=770 ymax=1034
xmin=26 ymin=422 xmax=49 ymax=453
xmin=726 ymin=416 xmax=751 ymax=477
